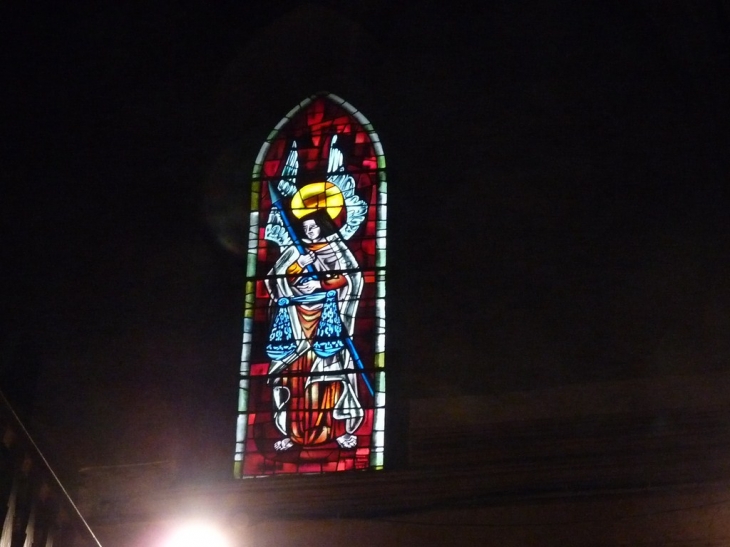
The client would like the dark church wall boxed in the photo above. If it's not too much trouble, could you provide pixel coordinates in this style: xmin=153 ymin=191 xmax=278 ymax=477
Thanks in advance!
xmin=2 ymin=0 xmax=729 ymax=495
xmin=207 ymin=2 xmax=730 ymax=400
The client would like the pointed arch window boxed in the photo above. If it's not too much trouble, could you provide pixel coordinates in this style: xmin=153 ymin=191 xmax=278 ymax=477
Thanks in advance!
xmin=234 ymin=94 xmax=387 ymax=476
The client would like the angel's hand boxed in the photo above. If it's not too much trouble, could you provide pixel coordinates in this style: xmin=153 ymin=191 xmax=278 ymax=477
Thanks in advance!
xmin=297 ymin=251 xmax=316 ymax=268
xmin=298 ymin=278 xmax=321 ymax=294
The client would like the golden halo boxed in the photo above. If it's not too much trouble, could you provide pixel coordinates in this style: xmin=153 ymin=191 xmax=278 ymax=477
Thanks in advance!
xmin=291 ymin=182 xmax=344 ymax=219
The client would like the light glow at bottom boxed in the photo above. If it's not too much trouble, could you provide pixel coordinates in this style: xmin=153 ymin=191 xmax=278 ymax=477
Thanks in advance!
xmin=161 ymin=522 xmax=232 ymax=547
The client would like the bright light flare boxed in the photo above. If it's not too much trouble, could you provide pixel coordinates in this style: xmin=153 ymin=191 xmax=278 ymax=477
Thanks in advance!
xmin=161 ymin=522 xmax=232 ymax=547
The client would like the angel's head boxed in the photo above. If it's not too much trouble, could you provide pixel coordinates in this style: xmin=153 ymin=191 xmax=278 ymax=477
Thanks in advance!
xmin=302 ymin=218 xmax=321 ymax=241
xmin=297 ymin=209 xmax=338 ymax=242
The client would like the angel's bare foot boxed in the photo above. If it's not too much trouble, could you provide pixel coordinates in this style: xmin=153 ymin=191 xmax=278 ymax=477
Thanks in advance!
xmin=336 ymin=433 xmax=357 ymax=449
xmin=274 ymin=438 xmax=294 ymax=451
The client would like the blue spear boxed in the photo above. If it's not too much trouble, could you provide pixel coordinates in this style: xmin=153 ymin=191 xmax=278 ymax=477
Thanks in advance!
xmin=268 ymin=181 xmax=375 ymax=397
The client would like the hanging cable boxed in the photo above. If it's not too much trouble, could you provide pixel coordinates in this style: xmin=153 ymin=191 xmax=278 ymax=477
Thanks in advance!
xmin=0 ymin=389 xmax=103 ymax=547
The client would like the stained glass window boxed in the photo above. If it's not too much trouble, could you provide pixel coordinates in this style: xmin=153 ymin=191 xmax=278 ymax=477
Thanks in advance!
xmin=234 ymin=94 xmax=387 ymax=476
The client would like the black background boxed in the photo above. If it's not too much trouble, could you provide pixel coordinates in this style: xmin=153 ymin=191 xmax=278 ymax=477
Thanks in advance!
xmin=2 ymin=1 xmax=728 ymax=484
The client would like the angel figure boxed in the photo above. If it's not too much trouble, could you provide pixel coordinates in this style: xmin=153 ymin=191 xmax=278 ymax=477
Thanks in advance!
xmin=263 ymin=136 xmax=368 ymax=452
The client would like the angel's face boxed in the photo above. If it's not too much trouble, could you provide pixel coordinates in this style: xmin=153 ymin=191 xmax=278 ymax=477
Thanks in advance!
xmin=303 ymin=219 xmax=321 ymax=240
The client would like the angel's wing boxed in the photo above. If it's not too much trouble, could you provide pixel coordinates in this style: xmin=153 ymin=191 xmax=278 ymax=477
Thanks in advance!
xmin=277 ymin=142 xmax=298 ymax=197
xmin=264 ymin=142 xmax=298 ymax=248
xmin=264 ymin=207 xmax=292 ymax=248
xmin=326 ymin=135 xmax=368 ymax=241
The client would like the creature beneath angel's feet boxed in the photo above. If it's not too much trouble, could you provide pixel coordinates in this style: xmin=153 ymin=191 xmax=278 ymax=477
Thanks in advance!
xmin=336 ymin=433 xmax=357 ymax=449
xmin=274 ymin=438 xmax=294 ymax=451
